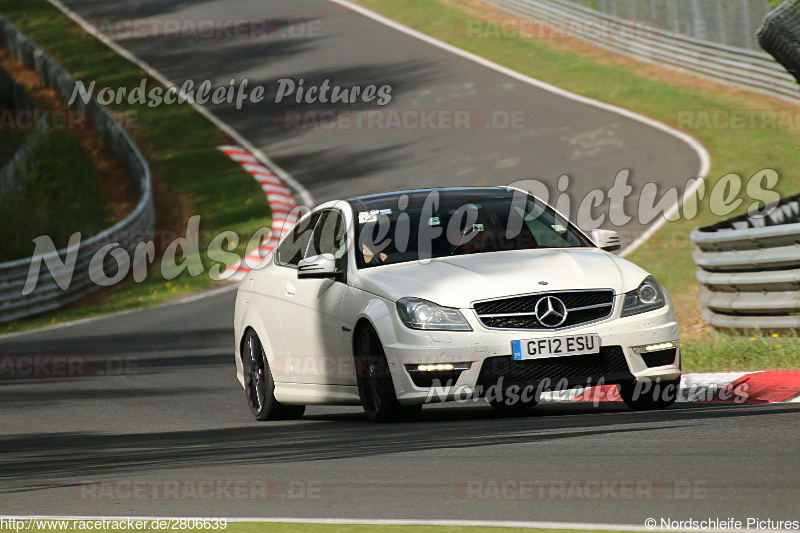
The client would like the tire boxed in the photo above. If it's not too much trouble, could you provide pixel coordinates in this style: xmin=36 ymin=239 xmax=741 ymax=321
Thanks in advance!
xmin=242 ymin=329 xmax=305 ymax=421
xmin=488 ymin=396 xmax=538 ymax=414
xmin=353 ymin=324 xmax=422 ymax=422
xmin=617 ymin=378 xmax=679 ymax=411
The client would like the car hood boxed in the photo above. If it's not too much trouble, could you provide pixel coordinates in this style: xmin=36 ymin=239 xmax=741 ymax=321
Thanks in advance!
xmin=352 ymin=248 xmax=650 ymax=308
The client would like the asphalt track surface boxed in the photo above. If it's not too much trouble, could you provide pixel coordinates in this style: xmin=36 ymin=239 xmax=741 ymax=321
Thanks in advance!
xmin=2 ymin=0 xmax=798 ymax=526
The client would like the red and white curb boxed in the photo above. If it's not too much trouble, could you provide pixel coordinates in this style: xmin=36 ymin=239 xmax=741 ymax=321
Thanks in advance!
xmin=542 ymin=371 xmax=800 ymax=404
xmin=217 ymin=146 xmax=302 ymax=281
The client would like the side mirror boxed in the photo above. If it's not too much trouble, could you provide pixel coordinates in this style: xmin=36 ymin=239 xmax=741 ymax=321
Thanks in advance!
xmin=298 ymin=253 xmax=339 ymax=279
xmin=591 ymin=229 xmax=621 ymax=252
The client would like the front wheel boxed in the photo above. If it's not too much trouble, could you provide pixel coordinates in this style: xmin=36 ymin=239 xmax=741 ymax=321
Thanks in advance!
xmin=242 ymin=329 xmax=305 ymax=421
xmin=489 ymin=396 xmax=538 ymax=414
xmin=354 ymin=324 xmax=421 ymax=422
xmin=617 ymin=378 xmax=679 ymax=411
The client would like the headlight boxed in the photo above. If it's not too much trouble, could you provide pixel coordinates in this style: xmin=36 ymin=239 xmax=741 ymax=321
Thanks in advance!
xmin=396 ymin=297 xmax=472 ymax=331
xmin=621 ymin=276 xmax=666 ymax=317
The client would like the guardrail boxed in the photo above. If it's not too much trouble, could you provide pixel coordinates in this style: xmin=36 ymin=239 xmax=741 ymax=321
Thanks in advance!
xmin=578 ymin=0 xmax=770 ymax=51
xmin=690 ymin=195 xmax=800 ymax=329
xmin=485 ymin=0 xmax=800 ymax=104
xmin=0 ymin=16 xmax=155 ymax=323
xmin=0 ymin=128 xmax=48 ymax=197
xmin=0 ymin=67 xmax=47 ymax=197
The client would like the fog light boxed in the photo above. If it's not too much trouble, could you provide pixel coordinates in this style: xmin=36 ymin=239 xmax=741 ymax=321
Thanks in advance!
xmin=417 ymin=363 xmax=455 ymax=372
xmin=632 ymin=341 xmax=677 ymax=354
xmin=405 ymin=362 xmax=473 ymax=389
xmin=646 ymin=342 xmax=676 ymax=351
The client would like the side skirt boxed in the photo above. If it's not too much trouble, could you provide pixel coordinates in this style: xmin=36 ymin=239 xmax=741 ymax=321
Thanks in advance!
xmin=273 ymin=382 xmax=362 ymax=405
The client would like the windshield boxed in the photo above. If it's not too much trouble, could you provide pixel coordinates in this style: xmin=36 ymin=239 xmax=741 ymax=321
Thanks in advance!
xmin=349 ymin=188 xmax=594 ymax=268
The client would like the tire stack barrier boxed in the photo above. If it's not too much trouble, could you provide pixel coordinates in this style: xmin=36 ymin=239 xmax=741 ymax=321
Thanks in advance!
xmin=757 ymin=0 xmax=800 ymax=84
xmin=690 ymin=195 xmax=800 ymax=329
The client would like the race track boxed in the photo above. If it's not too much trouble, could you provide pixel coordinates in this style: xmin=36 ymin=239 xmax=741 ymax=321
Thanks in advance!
xmin=3 ymin=0 xmax=797 ymax=527
xmin=2 ymin=291 xmax=799 ymax=523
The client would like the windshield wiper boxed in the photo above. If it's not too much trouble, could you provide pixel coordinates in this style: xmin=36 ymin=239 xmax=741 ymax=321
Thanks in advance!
xmin=449 ymin=225 xmax=481 ymax=255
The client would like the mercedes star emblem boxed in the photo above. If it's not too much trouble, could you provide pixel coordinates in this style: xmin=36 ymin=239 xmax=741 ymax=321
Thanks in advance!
xmin=534 ymin=296 xmax=568 ymax=327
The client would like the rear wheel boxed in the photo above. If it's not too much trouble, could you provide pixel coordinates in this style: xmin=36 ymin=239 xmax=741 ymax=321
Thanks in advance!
xmin=354 ymin=324 xmax=421 ymax=422
xmin=618 ymin=378 xmax=679 ymax=411
xmin=242 ymin=329 xmax=305 ymax=421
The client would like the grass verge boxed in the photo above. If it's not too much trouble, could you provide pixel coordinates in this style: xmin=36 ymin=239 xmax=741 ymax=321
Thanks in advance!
xmin=0 ymin=129 xmax=113 ymax=260
xmin=352 ymin=0 xmax=800 ymax=371
xmin=0 ymin=0 xmax=271 ymax=333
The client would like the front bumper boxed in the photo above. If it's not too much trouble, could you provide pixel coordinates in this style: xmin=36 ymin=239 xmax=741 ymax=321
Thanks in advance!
xmin=374 ymin=295 xmax=680 ymax=405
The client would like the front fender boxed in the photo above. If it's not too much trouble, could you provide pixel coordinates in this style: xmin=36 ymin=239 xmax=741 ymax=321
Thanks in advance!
xmin=352 ymin=296 xmax=423 ymax=402
xmin=235 ymin=294 xmax=292 ymax=387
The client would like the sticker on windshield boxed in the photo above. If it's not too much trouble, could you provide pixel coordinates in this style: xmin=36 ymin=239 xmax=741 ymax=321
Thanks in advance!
xmin=429 ymin=216 xmax=440 ymax=226
xmin=379 ymin=209 xmax=392 ymax=215
xmin=552 ymin=224 xmax=566 ymax=233
xmin=472 ymin=223 xmax=484 ymax=232
xmin=358 ymin=211 xmax=380 ymax=224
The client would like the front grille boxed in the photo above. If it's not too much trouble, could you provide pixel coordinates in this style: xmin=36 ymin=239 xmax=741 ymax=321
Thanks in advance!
xmin=641 ymin=348 xmax=678 ymax=368
xmin=473 ymin=290 xmax=614 ymax=330
xmin=476 ymin=346 xmax=632 ymax=391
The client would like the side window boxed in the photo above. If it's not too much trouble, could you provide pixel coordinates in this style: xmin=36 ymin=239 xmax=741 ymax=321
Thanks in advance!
xmin=275 ymin=212 xmax=321 ymax=267
xmin=308 ymin=210 xmax=346 ymax=258
xmin=523 ymin=212 xmax=582 ymax=248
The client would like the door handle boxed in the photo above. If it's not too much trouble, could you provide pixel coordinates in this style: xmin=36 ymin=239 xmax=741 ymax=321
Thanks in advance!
xmin=284 ymin=282 xmax=296 ymax=296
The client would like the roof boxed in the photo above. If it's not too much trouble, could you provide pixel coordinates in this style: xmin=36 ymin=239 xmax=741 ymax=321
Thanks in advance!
xmin=346 ymin=186 xmax=517 ymax=210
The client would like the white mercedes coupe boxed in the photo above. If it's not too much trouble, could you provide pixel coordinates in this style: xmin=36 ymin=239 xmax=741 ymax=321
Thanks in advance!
xmin=234 ymin=187 xmax=680 ymax=422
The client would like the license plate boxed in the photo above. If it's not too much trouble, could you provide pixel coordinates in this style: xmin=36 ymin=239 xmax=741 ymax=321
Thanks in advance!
xmin=512 ymin=334 xmax=600 ymax=360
